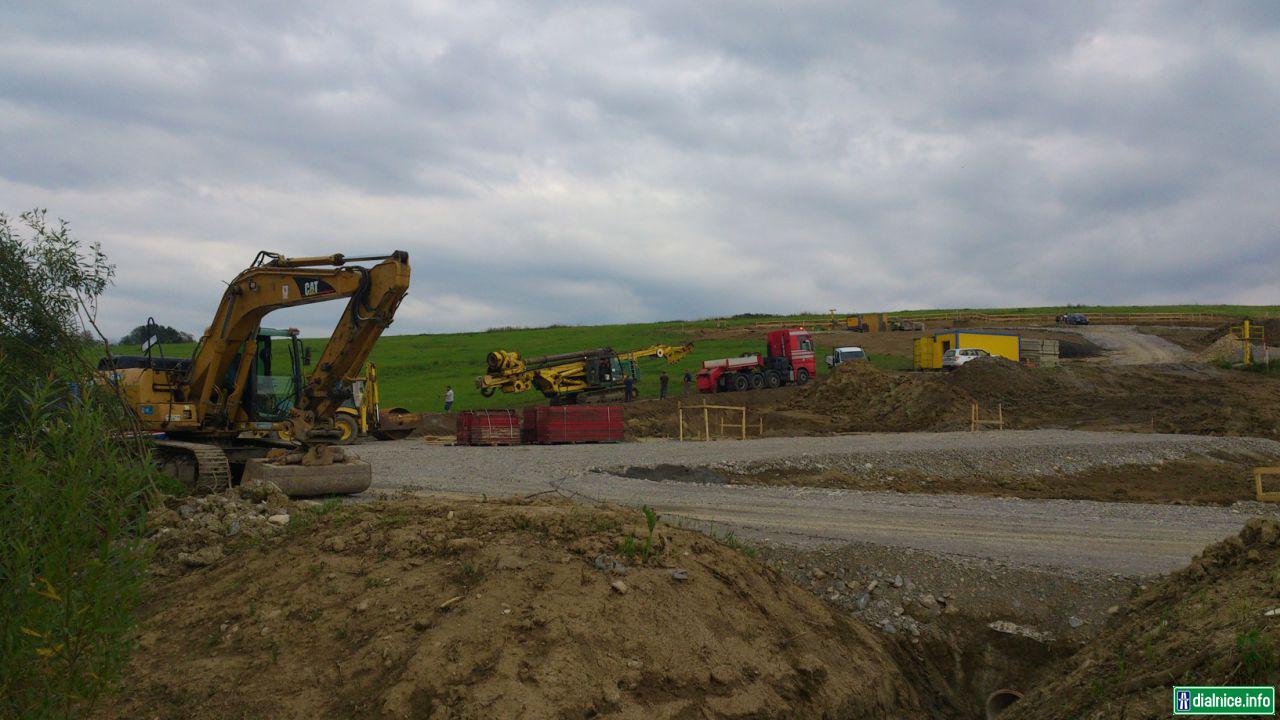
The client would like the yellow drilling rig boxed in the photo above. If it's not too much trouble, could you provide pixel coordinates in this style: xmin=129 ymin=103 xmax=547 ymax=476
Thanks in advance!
xmin=476 ymin=343 xmax=693 ymax=404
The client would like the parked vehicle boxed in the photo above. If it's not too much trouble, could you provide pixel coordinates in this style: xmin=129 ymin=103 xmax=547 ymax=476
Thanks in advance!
xmin=941 ymin=347 xmax=991 ymax=370
xmin=825 ymin=346 xmax=869 ymax=367
xmin=1058 ymin=313 xmax=1090 ymax=325
xmin=696 ymin=328 xmax=817 ymax=392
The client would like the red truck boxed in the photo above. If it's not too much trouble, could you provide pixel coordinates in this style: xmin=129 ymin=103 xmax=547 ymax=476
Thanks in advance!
xmin=696 ymin=328 xmax=817 ymax=393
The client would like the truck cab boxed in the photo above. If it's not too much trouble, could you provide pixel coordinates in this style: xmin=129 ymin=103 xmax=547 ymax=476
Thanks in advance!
xmin=765 ymin=328 xmax=816 ymax=382
xmin=696 ymin=328 xmax=816 ymax=392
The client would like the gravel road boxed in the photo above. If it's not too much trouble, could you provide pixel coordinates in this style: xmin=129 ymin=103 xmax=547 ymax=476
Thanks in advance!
xmin=1074 ymin=325 xmax=1193 ymax=364
xmin=358 ymin=430 xmax=1279 ymax=576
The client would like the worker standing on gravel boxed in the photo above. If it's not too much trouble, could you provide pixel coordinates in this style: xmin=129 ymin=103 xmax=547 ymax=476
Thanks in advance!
xmin=623 ymin=375 xmax=636 ymax=402
xmin=659 ymin=371 xmax=670 ymax=399
xmin=444 ymin=386 xmax=454 ymax=412
xmin=682 ymin=369 xmax=692 ymax=395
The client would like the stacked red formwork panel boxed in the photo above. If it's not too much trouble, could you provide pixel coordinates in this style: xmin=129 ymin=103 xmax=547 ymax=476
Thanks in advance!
xmin=455 ymin=410 xmax=521 ymax=446
xmin=522 ymin=405 xmax=624 ymax=444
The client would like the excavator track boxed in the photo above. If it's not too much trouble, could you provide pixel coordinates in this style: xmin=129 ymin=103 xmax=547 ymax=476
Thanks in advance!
xmin=154 ymin=440 xmax=233 ymax=494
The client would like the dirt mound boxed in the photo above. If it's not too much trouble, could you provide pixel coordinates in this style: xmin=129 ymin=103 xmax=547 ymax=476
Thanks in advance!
xmin=624 ymin=360 xmax=1280 ymax=440
xmin=1198 ymin=322 xmax=1233 ymax=346
xmin=788 ymin=363 xmax=971 ymax=432
xmin=1006 ymin=515 xmax=1280 ymax=719
xmin=943 ymin=356 xmax=1037 ymax=400
xmin=623 ymin=386 xmax=810 ymax=439
xmin=106 ymin=497 xmax=927 ymax=719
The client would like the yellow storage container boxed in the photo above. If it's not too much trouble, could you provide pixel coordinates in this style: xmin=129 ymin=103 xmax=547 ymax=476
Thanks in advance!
xmin=912 ymin=331 xmax=1021 ymax=369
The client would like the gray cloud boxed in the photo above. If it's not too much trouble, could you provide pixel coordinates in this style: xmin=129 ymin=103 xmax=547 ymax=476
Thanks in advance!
xmin=1 ymin=0 xmax=1277 ymax=340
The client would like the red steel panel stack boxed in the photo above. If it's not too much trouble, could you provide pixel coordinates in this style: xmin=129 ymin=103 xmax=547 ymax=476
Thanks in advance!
xmin=455 ymin=410 xmax=521 ymax=446
xmin=523 ymin=405 xmax=624 ymax=444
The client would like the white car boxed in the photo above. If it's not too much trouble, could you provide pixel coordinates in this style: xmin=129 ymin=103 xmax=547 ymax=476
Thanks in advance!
xmin=826 ymin=346 xmax=868 ymax=367
xmin=941 ymin=347 xmax=991 ymax=370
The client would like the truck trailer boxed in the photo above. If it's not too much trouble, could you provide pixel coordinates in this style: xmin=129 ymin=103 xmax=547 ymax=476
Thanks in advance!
xmin=696 ymin=328 xmax=817 ymax=393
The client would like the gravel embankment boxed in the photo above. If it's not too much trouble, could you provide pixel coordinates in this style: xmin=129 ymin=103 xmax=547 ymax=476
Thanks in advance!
xmin=356 ymin=430 xmax=1280 ymax=576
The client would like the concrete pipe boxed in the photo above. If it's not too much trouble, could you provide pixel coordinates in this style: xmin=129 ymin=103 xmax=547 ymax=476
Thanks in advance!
xmin=985 ymin=689 xmax=1024 ymax=719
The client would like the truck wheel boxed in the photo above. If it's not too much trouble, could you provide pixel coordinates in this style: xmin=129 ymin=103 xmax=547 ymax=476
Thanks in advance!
xmin=750 ymin=372 xmax=766 ymax=390
xmin=765 ymin=370 xmax=783 ymax=388
xmin=732 ymin=373 xmax=751 ymax=391
xmin=795 ymin=367 xmax=810 ymax=386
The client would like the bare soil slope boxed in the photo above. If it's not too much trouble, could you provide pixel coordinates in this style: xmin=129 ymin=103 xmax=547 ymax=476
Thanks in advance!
xmin=107 ymin=493 xmax=928 ymax=720
xmin=626 ymin=359 xmax=1280 ymax=440
xmin=1006 ymin=516 xmax=1280 ymax=720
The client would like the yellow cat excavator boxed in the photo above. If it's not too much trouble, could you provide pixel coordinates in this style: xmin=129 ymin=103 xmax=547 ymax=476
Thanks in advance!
xmin=99 ymin=251 xmax=410 ymax=496
xmin=477 ymin=343 xmax=693 ymax=404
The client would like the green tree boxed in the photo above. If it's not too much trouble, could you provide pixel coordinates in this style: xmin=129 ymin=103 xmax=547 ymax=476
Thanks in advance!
xmin=118 ymin=324 xmax=194 ymax=347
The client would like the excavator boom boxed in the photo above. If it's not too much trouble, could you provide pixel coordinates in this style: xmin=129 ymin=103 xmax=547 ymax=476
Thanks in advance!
xmin=183 ymin=250 xmax=410 ymax=434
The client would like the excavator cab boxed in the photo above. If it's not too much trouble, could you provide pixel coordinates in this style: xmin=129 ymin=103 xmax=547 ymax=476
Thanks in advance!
xmin=244 ymin=327 xmax=306 ymax=423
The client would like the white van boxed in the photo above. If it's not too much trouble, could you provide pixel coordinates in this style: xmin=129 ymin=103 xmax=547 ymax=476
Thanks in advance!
xmin=825 ymin=346 xmax=869 ymax=367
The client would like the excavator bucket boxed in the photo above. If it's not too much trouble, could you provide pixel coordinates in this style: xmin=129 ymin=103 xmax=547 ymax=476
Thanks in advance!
xmin=241 ymin=458 xmax=372 ymax=497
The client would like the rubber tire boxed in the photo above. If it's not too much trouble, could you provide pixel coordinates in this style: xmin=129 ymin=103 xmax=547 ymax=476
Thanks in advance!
xmin=765 ymin=370 xmax=783 ymax=388
xmin=729 ymin=373 xmax=749 ymax=391
xmin=795 ymin=367 xmax=811 ymax=386
xmin=749 ymin=372 xmax=766 ymax=390
xmin=334 ymin=413 xmax=359 ymax=444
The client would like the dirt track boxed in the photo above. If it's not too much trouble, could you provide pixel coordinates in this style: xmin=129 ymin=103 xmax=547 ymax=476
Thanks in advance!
xmin=358 ymin=431 xmax=1278 ymax=576
xmin=1074 ymin=324 xmax=1193 ymax=364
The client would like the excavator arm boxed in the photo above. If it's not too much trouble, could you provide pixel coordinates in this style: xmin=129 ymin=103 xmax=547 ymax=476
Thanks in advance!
xmin=181 ymin=251 xmax=410 ymax=437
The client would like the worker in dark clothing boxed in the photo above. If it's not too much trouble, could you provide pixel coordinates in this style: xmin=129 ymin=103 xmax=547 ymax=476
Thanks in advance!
xmin=623 ymin=375 xmax=636 ymax=402
xmin=659 ymin=371 xmax=670 ymax=399
xmin=599 ymin=357 xmax=612 ymax=382
xmin=682 ymin=369 xmax=693 ymax=396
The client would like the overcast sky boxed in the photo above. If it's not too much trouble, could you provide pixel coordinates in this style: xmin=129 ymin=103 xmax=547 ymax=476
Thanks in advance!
xmin=3 ymin=1 xmax=1278 ymax=340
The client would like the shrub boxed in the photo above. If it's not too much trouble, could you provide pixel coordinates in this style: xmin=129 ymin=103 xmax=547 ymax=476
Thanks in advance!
xmin=0 ymin=209 xmax=160 ymax=718
xmin=0 ymin=380 xmax=158 ymax=718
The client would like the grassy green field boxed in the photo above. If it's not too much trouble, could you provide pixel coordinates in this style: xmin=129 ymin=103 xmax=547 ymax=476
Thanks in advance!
xmin=108 ymin=318 xmax=905 ymax=411
xmin=108 ymin=304 xmax=1276 ymax=412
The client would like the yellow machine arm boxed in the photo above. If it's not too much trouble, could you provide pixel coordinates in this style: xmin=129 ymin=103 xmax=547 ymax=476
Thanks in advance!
xmin=476 ymin=343 xmax=693 ymax=400
xmin=181 ymin=251 xmax=410 ymax=436
xmin=617 ymin=344 xmax=693 ymax=364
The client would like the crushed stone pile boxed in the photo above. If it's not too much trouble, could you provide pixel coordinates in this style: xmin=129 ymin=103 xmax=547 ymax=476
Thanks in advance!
xmin=1197 ymin=333 xmax=1280 ymax=364
xmin=144 ymin=480 xmax=293 ymax=575
xmin=788 ymin=363 xmax=971 ymax=432
xmin=1198 ymin=333 xmax=1248 ymax=362
xmin=107 ymin=497 xmax=929 ymax=719
xmin=1006 ymin=515 xmax=1280 ymax=720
